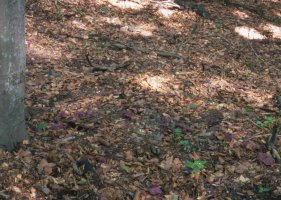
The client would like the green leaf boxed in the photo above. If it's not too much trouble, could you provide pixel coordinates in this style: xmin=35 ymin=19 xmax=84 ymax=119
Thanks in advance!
xmin=95 ymin=49 xmax=103 ymax=56
xmin=184 ymin=161 xmax=195 ymax=168
xmin=189 ymin=103 xmax=197 ymax=110
xmin=37 ymin=122 xmax=46 ymax=132
xmin=193 ymin=168 xmax=200 ymax=174
xmin=185 ymin=160 xmax=206 ymax=174
xmin=244 ymin=106 xmax=253 ymax=112
xmin=256 ymin=121 xmax=264 ymax=127
xmin=264 ymin=117 xmax=275 ymax=123
xmin=258 ymin=187 xmax=270 ymax=193
xmin=194 ymin=160 xmax=206 ymax=168
xmin=213 ymin=21 xmax=223 ymax=28
xmin=174 ymin=128 xmax=182 ymax=137
xmin=120 ymin=164 xmax=129 ymax=171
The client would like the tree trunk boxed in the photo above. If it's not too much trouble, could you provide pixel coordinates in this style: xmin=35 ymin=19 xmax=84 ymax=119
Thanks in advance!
xmin=0 ymin=0 xmax=28 ymax=150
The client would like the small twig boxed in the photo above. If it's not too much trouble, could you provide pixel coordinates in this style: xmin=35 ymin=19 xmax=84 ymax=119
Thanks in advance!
xmin=246 ymin=118 xmax=266 ymax=129
xmin=86 ymin=53 xmax=131 ymax=72
xmin=272 ymin=148 xmax=281 ymax=164
xmin=157 ymin=50 xmax=182 ymax=59
xmin=86 ymin=53 xmax=108 ymax=72
xmin=268 ymin=121 xmax=280 ymax=150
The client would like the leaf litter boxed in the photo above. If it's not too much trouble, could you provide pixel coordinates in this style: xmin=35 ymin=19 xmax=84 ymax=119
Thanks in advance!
xmin=1 ymin=0 xmax=281 ymax=199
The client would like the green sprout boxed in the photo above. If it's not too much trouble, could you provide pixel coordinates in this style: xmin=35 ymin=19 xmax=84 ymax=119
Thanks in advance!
xmin=120 ymin=164 xmax=129 ymax=171
xmin=37 ymin=122 xmax=46 ymax=132
xmin=173 ymin=128 xmax=182 ymax=137
xmin=258 ymin=187 xmax=270 ymax=193
xmin=256 ymin=116 xmax=276 ymax=127
xmin=213 ymin=21 xmax=223 ymax=28
xmin=256 ymin=121 xmax=264 ymax=127
xmin=185 ymin=160 xmax=206 ymax=174
xmin=95 ymin=49 xmax=103 ymax=56
xmin=244 ymin=106 xmax=254 ymax=112
xmin=264 ymin=117 xmax=276 ymax=125
xmin=189 ymin=103 xmax=197 ymax=110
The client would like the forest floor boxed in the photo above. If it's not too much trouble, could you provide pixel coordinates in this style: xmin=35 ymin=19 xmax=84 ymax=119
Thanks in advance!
xmin=1 ymin=0 xmax=281 ymax=199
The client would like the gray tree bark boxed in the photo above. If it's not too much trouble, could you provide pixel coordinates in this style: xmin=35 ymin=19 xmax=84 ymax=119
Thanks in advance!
xmin=0 ymin=0 xmax=28 ymax=150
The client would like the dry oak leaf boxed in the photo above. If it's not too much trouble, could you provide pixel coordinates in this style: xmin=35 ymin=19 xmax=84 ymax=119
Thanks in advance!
xmin=234 ymin=175 xmax=250 ymax=183
xmin=37 ymin=159 xmax=56 ymax=175
xmin=159 ymin=156 xmax=183 ymax=170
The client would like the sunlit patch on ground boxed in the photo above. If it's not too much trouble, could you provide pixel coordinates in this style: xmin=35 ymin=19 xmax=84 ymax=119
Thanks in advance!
xmin=120 ymin=23 xmax=156 ymax=37
xmin=235 ymin=26 xmax=266 ymax=40
xmin=103 ymin=17 xmax=123 ymax=26
xmin=8 ymin=0 xmax=281 ymax=199
xmin=135 ymin=74 xmax=179 ymax=94
xmin=233 ymin=10 xmax=250 ymax=19
xmin=62 ymin=0 xmax=89 ymax=5
xmin=71 ymin=20 xmax=88 ymax=30
xmin=191 ymin=77 xmax=272 ymax=107
xmin=28 ymin=44 xmax=63 ymax=60
xmin=157 ymin=8 xmax=175 ymax=18
xmin=261 ymin=23 xmax=281 ymax=39
xmin=108 ymin=0 xmax=143 ymax=10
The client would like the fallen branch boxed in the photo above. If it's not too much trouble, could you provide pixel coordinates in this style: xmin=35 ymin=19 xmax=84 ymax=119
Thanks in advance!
xmin=107 ymin=41 xmax=186 ymax=59
xmin=268 ymin=121 xmax=281 ymax=164
xmin=86 ymin=53 xmax=131 ymax=72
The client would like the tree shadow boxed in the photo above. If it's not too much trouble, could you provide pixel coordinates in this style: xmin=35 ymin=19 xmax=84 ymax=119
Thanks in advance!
xmin=22 ymin=0 xmax=281 ymax=199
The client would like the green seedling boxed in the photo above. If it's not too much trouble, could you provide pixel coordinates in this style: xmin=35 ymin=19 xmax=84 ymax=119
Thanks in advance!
xmin=37 ymin=122 xmax=46 ymax=132
xmin=213 ymin=21 xmax=223 ymax=28
xmin=256 ymin=120 xmax=264 ymax=127
xmin=258 ymin=187 xmax=270 ymax=193
xmin=173 ymin=128 xmax=182 ymax=137
xmin=120 ymin=164 xmax=129 ymax=171
xmin=256 ymin=116 xmax=276 ymax=127
xmin=264 ymin=117 xmax=276 ymax=125
xmin=185 ymin=160 xmax=206 ymax=174
xmin=244 ymin=106 xmax=254 ymax=112
xmin=179 ymin=140 xmax=196 ymax=152
xmin=95 ymin=49 xmax=103 ymax=56
xmin=189 ymin=103 xmax=197 ymax=110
